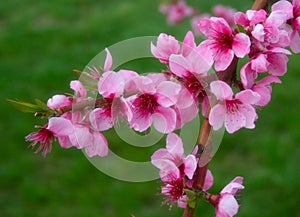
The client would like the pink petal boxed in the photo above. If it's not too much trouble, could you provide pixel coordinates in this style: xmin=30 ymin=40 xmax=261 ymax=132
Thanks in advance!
xmin=267 ymin=53 xmax=288 ymax=76
xmin=238 ymin=104 xmax=257 ymax=129
xmin=210 ymin=80 xmax=234 ymax=100
xmin=166 ymin=133 xmax=184 ymax=158
xmin=70 ymin=80 xmax=87 ymax=98
xmin=69 ymin=125 xmax=92 ymax=149
xmin=214 ymin=48 xmax=234 ymax=71
xmin=234 ymin=12 xmax=249 ymax=27
xmin=85 ymin=131 xmax=108 ymax=157
xmin=57 ymin=136 xmax=73 ymax=149
xmin=130 ymin=110 xmax=152 ymax=132
xmin=236 ymin=89 xmax=260 ymax=105
xmin=251 ymin=24 xmax=265 ymax=42
xmin=217 ymin=194 xmax=239 ymax=217
xmin=224 ymin=109 xmax=246 ymax=134
xmin=104 ymin=48 xmax=113 ymax=72
xmin=182 ymin=31 xmax=196 ymax=57
xmin=156 ymin=81 xmax=181 ymax=107
xmin=169 ymin=54 xmax=190 ymax=77
xmin=183 ymin=155 xmax=197 ymax=179
xmin=221 ymin=176 xmax=244 ymax=195
xmin=240 ymin=62 xmax=257 ymax=89
xmin=89 ymin=108 xmax=113 ymax=131
xmin=253 ymin=86 xmax=271 ymax=106
xmin=159 ymin=160 xmax=180 ymax=180
xmin=209 ymin=104 xmax=226 ymax=131
xmin=177 ymin=195 xmax=188 ymax=208
xmin=250 ymin=54 xmax=269 ymax=73
xmin=203 ymin=169 xmax=214 ymax=191
xmin=98 ymin=71 xmax=125 ymax=97
xmin=152 ymin=107 xmax=177 ymax=133
xmin=232 ymin=33 xmax=250 ymax=58
xmin=151 ymin=149 xmax=173 ymax=169
xmin=47 ymin=117 xmax=73 ymax=136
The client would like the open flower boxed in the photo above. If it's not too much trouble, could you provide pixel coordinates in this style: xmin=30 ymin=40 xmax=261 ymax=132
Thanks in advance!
xmin=209 ymin=80 xmax=260 ymax=133
xmin=198 ymin=17 xmax=250 ymax=71
xmin=159 ymin=0 xmax=193 ymax=24
xmin=128 ymin=76 xmax=181 ymax=133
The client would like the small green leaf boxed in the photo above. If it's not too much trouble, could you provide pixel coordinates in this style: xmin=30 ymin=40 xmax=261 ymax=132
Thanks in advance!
xmin=7 ymin=99 xmax=42 ymax=113
xmin=7 ymin=99 xmax=53 ymax=117
xmin=184 ymin=189 xmax=197 ymax=209
xmin=237 ymin=24 xmax=246 ymax=33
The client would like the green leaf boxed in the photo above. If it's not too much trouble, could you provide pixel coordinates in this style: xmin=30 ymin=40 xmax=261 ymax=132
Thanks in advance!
xmin=184 ymin=189 xmax=197 ymax=209
xmin=237 ymin=24 xmax=246 ymax=33
xmin=7 ymin=99 xmax=53 ymax=117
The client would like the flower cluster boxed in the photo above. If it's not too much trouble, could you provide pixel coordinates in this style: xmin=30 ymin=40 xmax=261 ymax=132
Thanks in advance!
xmin=151 ymin=133 xmax=244 ymax=216
xmin=15 ymin=1 xmax=298 ymax=217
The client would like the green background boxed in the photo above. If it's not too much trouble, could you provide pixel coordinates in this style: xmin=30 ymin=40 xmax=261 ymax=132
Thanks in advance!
xmin=1 ymin=0 xmax=299 ymax=216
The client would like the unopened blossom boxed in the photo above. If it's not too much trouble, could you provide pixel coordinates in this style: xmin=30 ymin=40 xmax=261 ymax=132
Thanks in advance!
xmin=209 ymin=81 xmax=260 ymax=133
xmin=47 ymin=95 xmax=72 ymax=109
xmin=198 ymin=17 xmax=250 ymax=71
xmin=159 ymin=0 xmax=193 ymax=24
xmin=208 ymin=176 xmax=244 ymax=217
xmin=151 ymin=33 xmax=181 ymax=63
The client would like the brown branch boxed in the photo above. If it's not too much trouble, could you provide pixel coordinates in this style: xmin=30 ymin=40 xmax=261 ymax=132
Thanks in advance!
xmin=251 ymin=0 xmax=269 ymax=10
xmin=182 ymin=1 xmax=270 ymax=216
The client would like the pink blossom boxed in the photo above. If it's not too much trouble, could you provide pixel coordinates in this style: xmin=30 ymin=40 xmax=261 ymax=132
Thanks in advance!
xmin=213 ymin=5 xmax=236 ymax=27
xmin=209 ymin=176 xmax=244 ymax=217
xmin=151 ymin=133 xmax=214 ymax=208
xmin=198 ymin=17 xmax=250 ymax=71
xmin=290 ymin=0 xmax=300 ymax=53
xmin=151 ymin=133 xmax=197 ymax=179
xmin=159 ymin=0 xmax=193 ymax=24
xmin=242 ymin=68 xmax=282 ymax=106
xmin=48 ymin=117 xmax=108 ymax=157
xmin=25 ymin=117 xmax=74 ymax=156
xmin=209 ymin=81 xmax=260 ymax=133
xmin=90 ymin=69 xmax=138 ymax=131
xmin=129 ymin=76 xmax=181 ymax=133
xmin=151 ymin=33 xmax=180 ymax=63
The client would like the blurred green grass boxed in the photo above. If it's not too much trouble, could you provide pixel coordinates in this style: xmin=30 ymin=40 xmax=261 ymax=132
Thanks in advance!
xmin=1 ymin=0 xmax=300 ymax=216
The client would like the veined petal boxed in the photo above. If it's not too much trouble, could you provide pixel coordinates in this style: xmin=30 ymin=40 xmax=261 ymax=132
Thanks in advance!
xmin=166 ymin=133 xmax=184 ymax=159
xmin=209 ymin=104 xmax=226 ymax=131
xmin=47 ymin=117 xmax=73 ymax=136
xmin=183 ymin=155 xmax=197 ymax=179
xmin=236 ymin=89 xmax=260 ymax=105
xmin=210 ymin=80 xmax=234 ymax=100
xmin=214 ymin=48 xmax=234 ymax=71
xmin=156 ymin=81 xmax=181 ymax=107
xmin=152 ymin=107 xmax=177 ymax=133
xmin=232 ymin=33 xmax=250 ymax=58
xmin=104 ymin=48 xmax=113 ymax=72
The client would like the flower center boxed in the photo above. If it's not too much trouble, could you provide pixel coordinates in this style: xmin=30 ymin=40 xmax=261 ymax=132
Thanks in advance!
xmin=217 ymin=32 xmax=233 ymax=51
xmin=225 ymin=99 xmax=240 ymax=112
xmin=133 ymin=93 xmax=158 ymax=115
xmin=180 ymin=74 xmax=206 ymax=100
xmin=164 ymin=177 xmax=185 ymax=204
